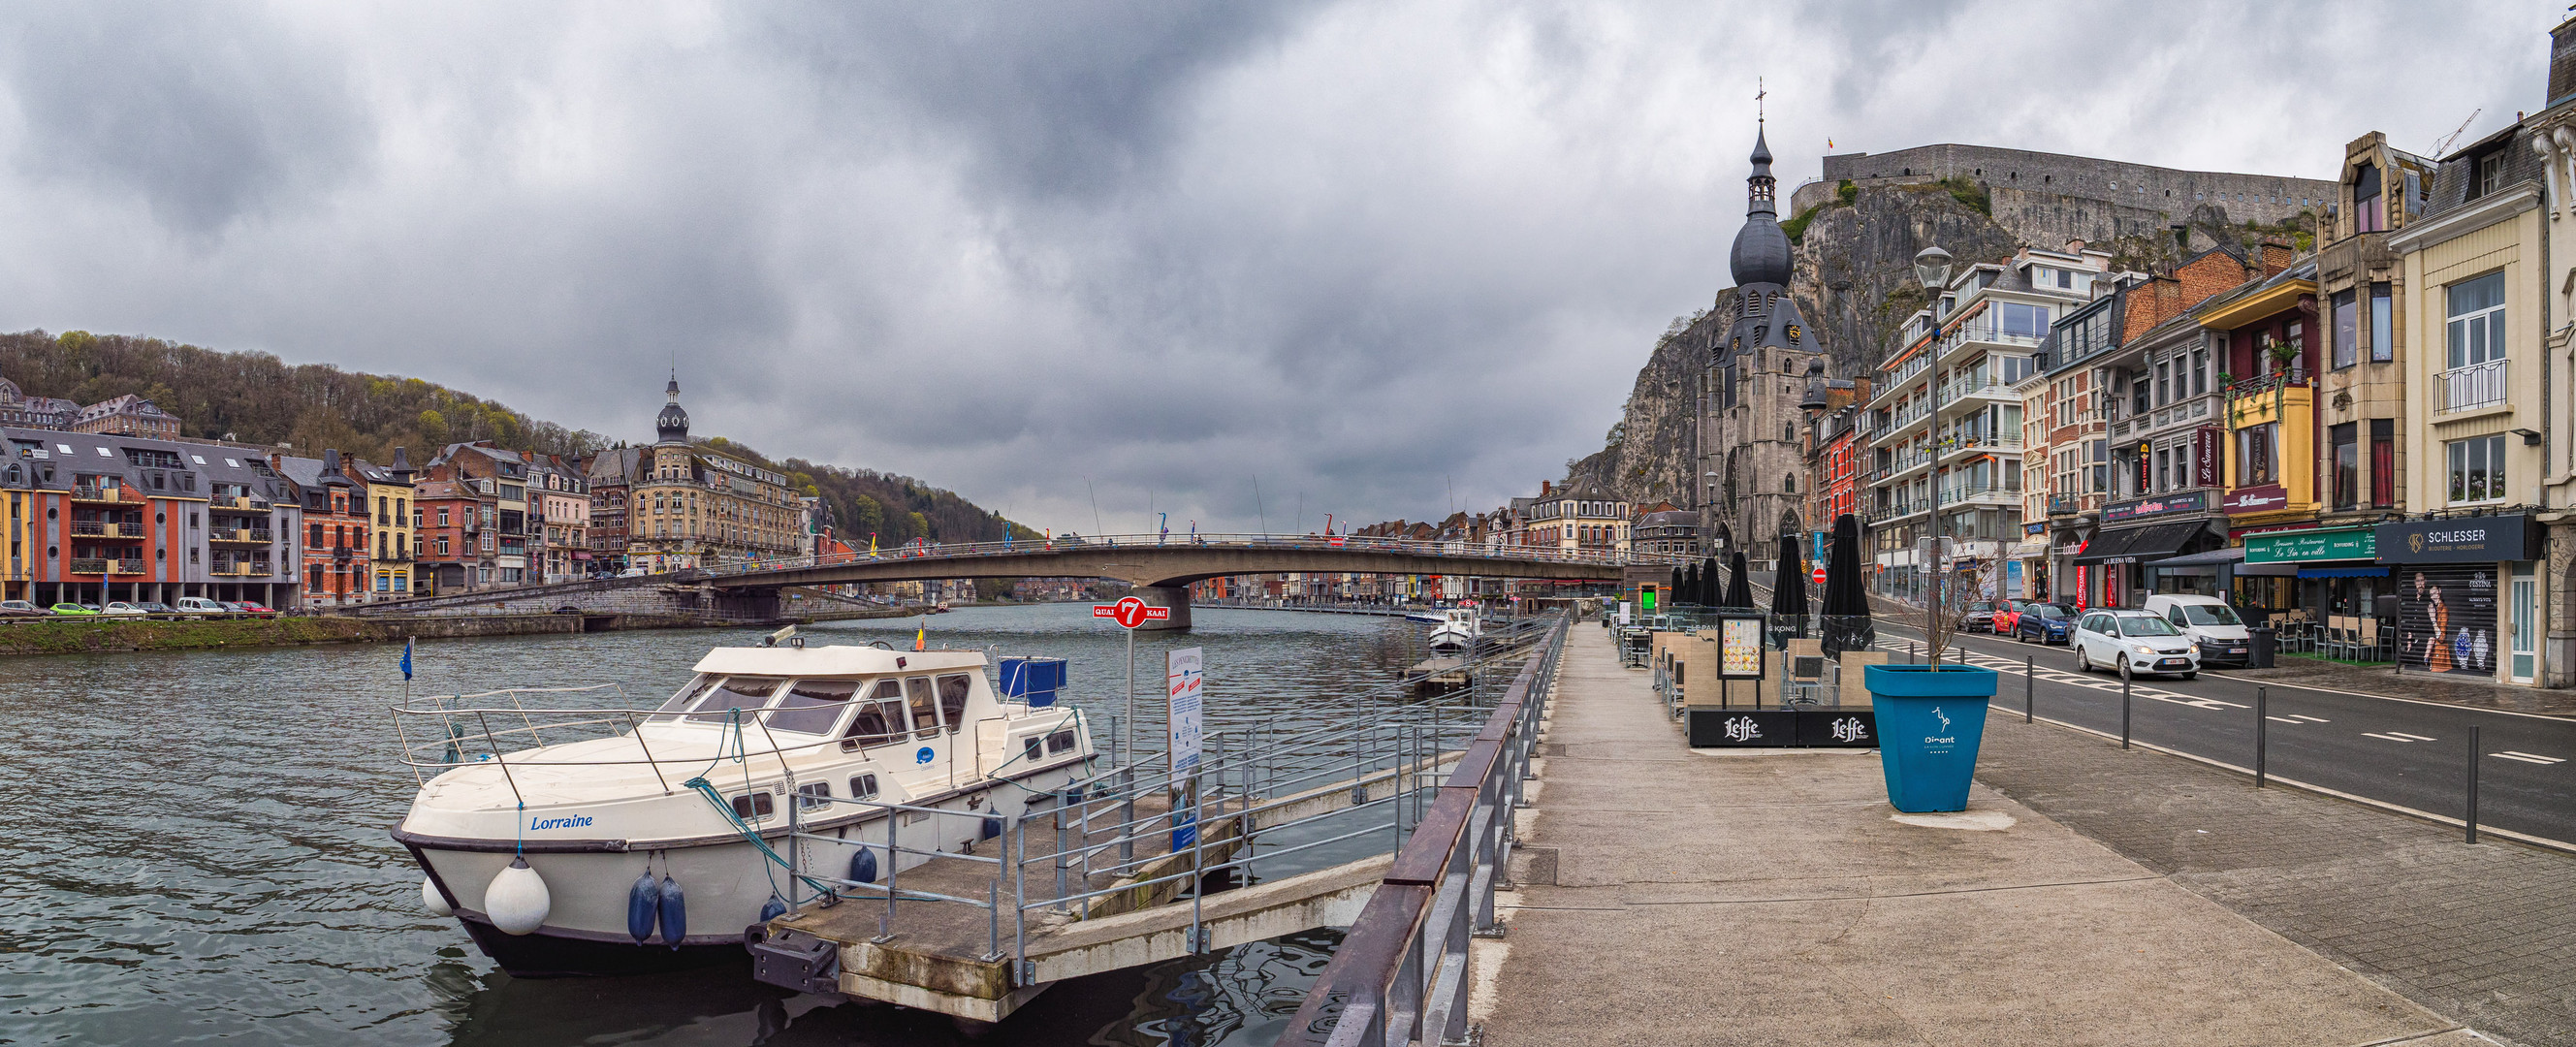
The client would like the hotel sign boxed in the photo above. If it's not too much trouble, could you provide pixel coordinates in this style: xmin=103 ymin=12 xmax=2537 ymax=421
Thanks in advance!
xmin=2244 ymin=526 xmax=2373 ymax=564
xmin=2375 ymin=514 xmax=2542 ymax=564
xmin=2101 ymin=490 xmax=2208 ymax=523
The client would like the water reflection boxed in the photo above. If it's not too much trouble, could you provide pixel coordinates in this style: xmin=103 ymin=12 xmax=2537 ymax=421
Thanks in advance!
xmin=0 ymin=604 xmax=1419 ymax=1045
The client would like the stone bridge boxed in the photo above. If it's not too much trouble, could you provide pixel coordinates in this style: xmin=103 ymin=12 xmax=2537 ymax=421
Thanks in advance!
xmin=710 ymin=533 xmax=1659 ymax=628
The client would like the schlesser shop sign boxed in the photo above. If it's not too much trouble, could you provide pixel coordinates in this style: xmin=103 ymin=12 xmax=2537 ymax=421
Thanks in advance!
xmin=2245 ymin=526 xmax=2374 ymax=564
xmin=2375 ymin=514 xmax=2542 ymax=564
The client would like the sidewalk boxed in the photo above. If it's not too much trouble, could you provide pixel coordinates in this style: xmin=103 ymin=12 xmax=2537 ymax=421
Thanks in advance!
xmin=1472 ymin=625 xmax=2492 ymax=1046
xmin=1864 ymin=590 xmax=2576 ymax=717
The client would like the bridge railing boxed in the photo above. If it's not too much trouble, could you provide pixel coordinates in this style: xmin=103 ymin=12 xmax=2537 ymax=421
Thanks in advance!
xmin=699 ymin=532 xmax=1691 ymax=580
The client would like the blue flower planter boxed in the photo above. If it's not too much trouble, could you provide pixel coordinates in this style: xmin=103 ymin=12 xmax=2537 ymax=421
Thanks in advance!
xmin=1864 ymin=663 xmax=1998 ymax=813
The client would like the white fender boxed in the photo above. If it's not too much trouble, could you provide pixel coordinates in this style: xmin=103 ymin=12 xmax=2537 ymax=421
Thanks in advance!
xmin=422 ymin=875 xmax=454 ymax=917
xmin=485 ymin=858 xmax=552 ymax=936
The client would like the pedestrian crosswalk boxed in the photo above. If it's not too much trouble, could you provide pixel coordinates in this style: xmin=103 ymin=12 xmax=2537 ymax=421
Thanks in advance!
xmin=2363 ymin=731 xmax=2437 ymax=744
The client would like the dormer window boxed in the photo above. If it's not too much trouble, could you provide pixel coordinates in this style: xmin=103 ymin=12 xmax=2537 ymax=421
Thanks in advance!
xmin=2351 ymin=162 xmax=2384 ymax=233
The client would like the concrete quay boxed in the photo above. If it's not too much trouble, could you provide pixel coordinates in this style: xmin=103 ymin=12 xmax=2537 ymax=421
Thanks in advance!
xmin=1474 ymin=625 xmax=2493 ymax=1046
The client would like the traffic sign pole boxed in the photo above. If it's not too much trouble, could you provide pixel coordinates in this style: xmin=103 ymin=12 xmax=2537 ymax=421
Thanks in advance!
xmin=1094 ymin=595 xmax=1174 ymax=773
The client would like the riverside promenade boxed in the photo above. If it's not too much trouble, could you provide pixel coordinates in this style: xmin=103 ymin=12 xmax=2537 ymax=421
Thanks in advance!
xmin=1473 ymin=625 xmax=2495 ymax=1045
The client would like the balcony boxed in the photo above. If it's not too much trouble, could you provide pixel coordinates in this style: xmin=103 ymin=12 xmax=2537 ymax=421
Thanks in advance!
xmin=210 ymin=528 xmax=273 ymax=545
xmin=2437 ymin=359 xmax=2507 ymax=415
xmin=71 ymin=486 xmax=135 ymax=505
xmin=2226 ymin=374 xmax=2313 ymax=430
xmin=70 ymin=521 xmax=146 ymax=539
xmin=210 ymin=495 xmax=272 ymax=512
xmin=2047 ymin=493 xmax=2097 ymax=517
xmin=68 ymin=556 xmax=110 ymax=575
xmin=212 ymin=561 xmax=270 ymax=578
xmin=110 ymin=559 xmax=145 ymax=575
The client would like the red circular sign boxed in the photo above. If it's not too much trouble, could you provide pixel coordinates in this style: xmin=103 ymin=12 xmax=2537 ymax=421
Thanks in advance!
xmin=1812 ymin=566 xmax=1828 ymax=585
xmin=1112 ymin=596 xmax=1149 ymax=629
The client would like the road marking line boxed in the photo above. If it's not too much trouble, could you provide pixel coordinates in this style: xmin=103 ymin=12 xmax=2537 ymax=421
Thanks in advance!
xmin=2492 ymin=751 xmax=2565 ymax=765
xmin=2385 ymin=731 xmax=2436 ymax=741
xmin=2287 ymin=714 xmax=2330 ymax=723
xmin=2363 ymin=732 xmax=2434 ymax=743
xmin=2265 ymin=715 xmax=2303 ymax=723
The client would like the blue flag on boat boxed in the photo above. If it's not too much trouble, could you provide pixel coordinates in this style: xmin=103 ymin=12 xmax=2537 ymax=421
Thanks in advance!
xmin=400 ymin=638 xmax=414 ymax=682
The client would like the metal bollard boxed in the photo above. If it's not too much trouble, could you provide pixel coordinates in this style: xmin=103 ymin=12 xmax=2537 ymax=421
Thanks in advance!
xmin=2024 ymin=654 xmax=2034 ymax=723
xmin=2254 ymin=687 xmax=2268 ymax=788
xmin=2120 ymin=673 xmax=2132 ymax=750
xmin=2466 ymin=724 xmax=2482 ymax=844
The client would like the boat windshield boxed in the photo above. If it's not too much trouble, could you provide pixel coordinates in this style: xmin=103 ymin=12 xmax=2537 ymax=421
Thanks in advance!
xmin=906 ymin=677 xmax=940 ymax=739
xmin=840 ymin=679 xmax=908 ymax=750
xmin=937 ymin=674 xmax=971 ymax=734
xmin=653 ymin=675 xmax=786 ymax=722
xmin=768 ymin=679 xmax=860 ymax=735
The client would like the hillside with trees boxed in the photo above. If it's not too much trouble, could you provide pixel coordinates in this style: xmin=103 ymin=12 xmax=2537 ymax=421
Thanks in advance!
xmin=0 ymin=330 xmax=1030 ymax=548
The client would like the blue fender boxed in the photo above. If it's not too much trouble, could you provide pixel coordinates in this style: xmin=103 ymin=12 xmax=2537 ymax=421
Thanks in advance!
xmin=626 ymin=871 xmax=660 ymax=944
xmin=847 ymin=847 xmax=878 ymax=884
xmin=759 ymin=893 xmax=787 ymax=923
xmin=980 ymin=816 xmax=1002 ymax=841
xmin=657 ymin=874 xmax=687 ymax=949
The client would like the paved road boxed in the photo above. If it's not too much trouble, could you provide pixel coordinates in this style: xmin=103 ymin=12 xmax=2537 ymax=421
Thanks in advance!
xmin=1864 ymin=617 xmax=2576 ymax=846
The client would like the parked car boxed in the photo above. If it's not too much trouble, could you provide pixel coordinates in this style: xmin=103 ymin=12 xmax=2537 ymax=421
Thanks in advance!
xmin=1959 ymin=601 xmax=1997 ymax=633
xmin=234 ymin=601 xmax=278 ymax=618
xmin=2142 ymin=594 xmax=2252 ymax=668
xmin=173 ymin=597 xmax=230 ymax=615
xmin=1991 ymin=600 xmax=2027 ymax=636
xmin=2073 ymin=609 xmax=2200 ymax=679
xmin=0 ymin=599 xmax=47 ymax=617
xmin=100 ymin=601 xmax=151 ymax=617
xmin=2014 ymin=603 xmax=2075 ymax=644
xmin=134 ymin=601 xmax=175 ymax=615
xmin=49 ymin=602 xmax=98 ymax=616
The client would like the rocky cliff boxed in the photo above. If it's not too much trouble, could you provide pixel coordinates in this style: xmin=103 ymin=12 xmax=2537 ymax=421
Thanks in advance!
xmin=1563 ymin=175 xmax=2301 ymax=510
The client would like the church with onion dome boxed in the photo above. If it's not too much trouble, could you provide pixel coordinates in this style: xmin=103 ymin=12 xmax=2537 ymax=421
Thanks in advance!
xmin=1685 ymin=121 xmax=1835 ymax=568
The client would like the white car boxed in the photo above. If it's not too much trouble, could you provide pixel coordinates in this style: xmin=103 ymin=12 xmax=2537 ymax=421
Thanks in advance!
xmin=2142 ymin=594 xmax=2251 ymax=668
xmin=173 ymin=597 xmax=230 ymax=615
xmin=2073 ymin=609 xmax=2201 ymax=680
xmin=99 ymin=601 xmax=150 ymax=617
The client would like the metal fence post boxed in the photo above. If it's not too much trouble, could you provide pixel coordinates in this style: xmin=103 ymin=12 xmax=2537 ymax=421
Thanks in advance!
xmin=2466 ymin=724 xmax=2481 ymax=844
xmin=2120 ymin=673 xmax=2131 ymax=750
xmin=875 ymin=811 xmax=898 ymax=943
xmin=2023 ymin=654 xmax=2034 ymax=723
xmin=2254 ymin=686 xmax=2268 ymax=788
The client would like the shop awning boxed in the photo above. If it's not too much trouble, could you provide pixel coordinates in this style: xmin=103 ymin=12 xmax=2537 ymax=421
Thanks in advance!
xmin=2296 ymin=565 xmax=2391 ymax=579
xmin=2151 ymin=547 xmax=2245 ymax=569
xmin=2072 ymin=521 xmax=2203 ymax=564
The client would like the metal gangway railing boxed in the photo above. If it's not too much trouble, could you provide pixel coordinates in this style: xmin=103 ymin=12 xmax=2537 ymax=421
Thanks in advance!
xmin=1277 ymin=619 xmax=1564 ymax=1047
xmin=388 ymin=615 xmax=1571 ymax=999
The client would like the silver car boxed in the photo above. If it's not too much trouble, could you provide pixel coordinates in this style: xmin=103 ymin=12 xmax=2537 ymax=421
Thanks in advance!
xmin=2073 ymin=609 xmax=2201 ymax=680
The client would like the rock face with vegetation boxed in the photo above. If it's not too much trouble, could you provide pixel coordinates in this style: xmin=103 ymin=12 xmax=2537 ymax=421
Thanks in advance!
xmin=1564 ymin=174 xmax=2311 ymax=510
xmin=0 ymin=331 xmax=1027 ymax=548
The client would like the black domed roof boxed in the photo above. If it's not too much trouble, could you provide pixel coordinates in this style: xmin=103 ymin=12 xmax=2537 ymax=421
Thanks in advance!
xmin=656 ymin=376 xmax=690 ymax=444
xmin=1731 ymin=217 xmax=1793 ymax=288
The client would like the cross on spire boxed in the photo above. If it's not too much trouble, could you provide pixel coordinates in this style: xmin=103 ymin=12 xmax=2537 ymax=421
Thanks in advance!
xmin=1756 ymin=77 xmax=1765 ymax=123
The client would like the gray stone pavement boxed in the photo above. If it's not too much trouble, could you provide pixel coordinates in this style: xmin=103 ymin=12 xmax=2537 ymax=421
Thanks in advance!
xmin=1976 ymin=711 xmax=2576 ymax=1046
xmin=1472 ymin=625 xmax=2495 ymax=1046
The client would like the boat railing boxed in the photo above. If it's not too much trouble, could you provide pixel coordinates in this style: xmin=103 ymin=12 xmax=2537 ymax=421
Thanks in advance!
xmin=764 ymin=613 xmax=1571 ymax=990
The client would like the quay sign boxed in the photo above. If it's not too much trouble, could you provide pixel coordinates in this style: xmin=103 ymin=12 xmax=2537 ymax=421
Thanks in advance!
xmin=2100 ymin=490 xmax=2208 ymax=523
xmin=2244 ymin=526 xmax=2373 ymax=564
xmin=2374 ymin=514 xmax=2543 ymax=564
xmin=1094 ymin=596 xmax=1172 ymax=629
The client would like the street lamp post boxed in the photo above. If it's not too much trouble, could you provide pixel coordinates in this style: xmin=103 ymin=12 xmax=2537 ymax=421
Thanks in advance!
xmin=1914 ymin=245 xmax=1954 ymax=668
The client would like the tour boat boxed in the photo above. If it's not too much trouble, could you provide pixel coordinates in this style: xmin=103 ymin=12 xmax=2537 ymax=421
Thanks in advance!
xmin=1426 ymin=608 xmax=1482 ymax=651
xmin=392 ymin=635 xmax=1098 ymax=976
xmin=1403 ymin=610 xmax=1446 ymax=625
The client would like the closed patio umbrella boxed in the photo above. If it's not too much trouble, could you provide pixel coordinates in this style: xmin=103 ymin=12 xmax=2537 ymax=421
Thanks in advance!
xmin=1772 ymin=534 xmax=1808 ymax=618
xmin=1724 ymin=551 xmax=1754 ymax=609
xmin=1822 ymin=513 xmax=1875 ymax=655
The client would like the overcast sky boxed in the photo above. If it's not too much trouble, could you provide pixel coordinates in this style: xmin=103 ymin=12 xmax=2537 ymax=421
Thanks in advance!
xmin=0 ymin=1 xmax=2558 ymax=533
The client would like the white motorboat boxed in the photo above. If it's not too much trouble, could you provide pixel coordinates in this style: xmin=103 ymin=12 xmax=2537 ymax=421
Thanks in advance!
xmin=1403 ymin=610 xmax=1446 ymax=625
xmin=393 ymin=637 xmax=1097 ymax=976
xmin=1426 ymin=608 xmax=1481 ymax=651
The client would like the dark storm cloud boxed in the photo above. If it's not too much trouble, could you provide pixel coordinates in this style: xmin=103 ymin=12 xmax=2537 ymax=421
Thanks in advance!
xmin=0 ymin=4 xmax=370 ymax=233
xmin=0 ymin=0 xmax=2558 ymax=534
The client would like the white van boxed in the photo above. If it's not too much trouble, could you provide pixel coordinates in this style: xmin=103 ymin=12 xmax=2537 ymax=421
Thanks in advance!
xmin=2143 ymin=594 xmax=2251 ymax=667
xmin=173 ymin=597 xmax=230 ymax=615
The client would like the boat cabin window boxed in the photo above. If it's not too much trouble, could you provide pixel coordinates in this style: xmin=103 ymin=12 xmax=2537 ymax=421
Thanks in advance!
xmin=848 ymin=773 xmax=879 ymax=800
xmin=730 ymin=791 xmax=775 ymax=821
xmin=936 ymin=675 xmax=971 ymax=734
xmin=681 ymin=676 xmax=784 ymax=722
xmin=906 ymin=677 xmax=939 ymax=739
xmin=1048 ymin=729 xmax=1077 ymax=754
xmin=769 ymin=679 xmax=859 ymax=735
xmin=1023 ymin=737 xmax=1043 ymax=761
xmin=796 ymin=781 xmax=831 ymax=811
xmin=652 ymin=675 xmax=720 ymax=716
xmin=840 ymin=680 xmax=907 ymax=751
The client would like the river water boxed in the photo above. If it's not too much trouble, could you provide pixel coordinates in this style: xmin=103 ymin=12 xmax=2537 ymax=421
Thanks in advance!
xmin=0 ymin=604 xmax=1440 ymax=1046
